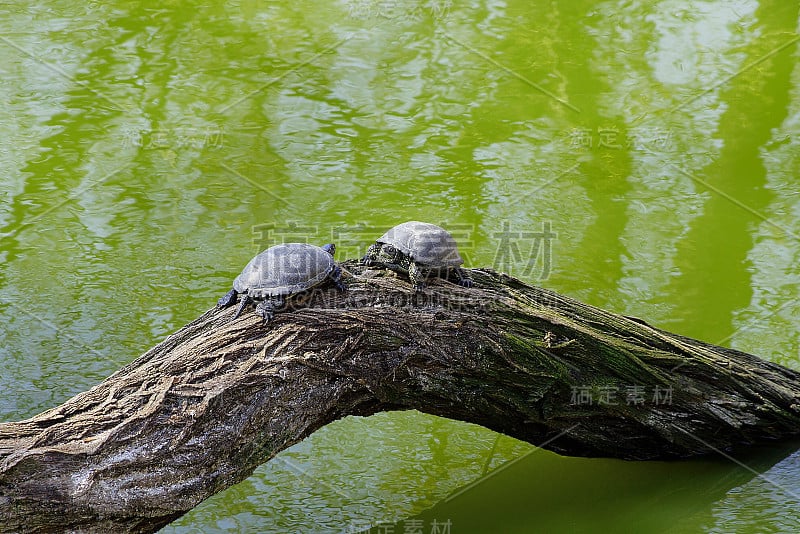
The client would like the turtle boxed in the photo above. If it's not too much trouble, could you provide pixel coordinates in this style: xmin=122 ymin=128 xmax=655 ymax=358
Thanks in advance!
xmin=362 ymin=221 xmax=473 ymax=292
xmin=217 ymin=243 xmax=346 ymax=322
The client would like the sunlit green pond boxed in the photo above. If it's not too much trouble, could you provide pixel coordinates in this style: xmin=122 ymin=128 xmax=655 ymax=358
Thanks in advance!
xmin=1 ymin=0 xmax=799 ymax=532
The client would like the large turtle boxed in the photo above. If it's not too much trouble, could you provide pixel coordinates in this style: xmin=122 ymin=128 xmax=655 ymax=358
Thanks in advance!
xmin=217 ymin=243 xmax=345 ymax=322
xmin=362 ymin=221 xmax=473 ymax=292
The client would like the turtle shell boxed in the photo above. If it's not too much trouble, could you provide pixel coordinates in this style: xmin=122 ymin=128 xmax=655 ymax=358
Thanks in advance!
xmin=377 ymin=221 xmax=464 ymax=267
xmin=233 ymin=243 xmax=335 ymax=298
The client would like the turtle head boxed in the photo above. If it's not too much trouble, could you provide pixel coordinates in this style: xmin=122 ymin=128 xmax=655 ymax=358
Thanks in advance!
xmin=321 ymin=243 xmax=336 ymax=256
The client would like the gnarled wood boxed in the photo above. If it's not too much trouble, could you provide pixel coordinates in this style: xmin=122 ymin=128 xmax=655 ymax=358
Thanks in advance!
xmin=1 ymin=262 xmax=799 ymax=532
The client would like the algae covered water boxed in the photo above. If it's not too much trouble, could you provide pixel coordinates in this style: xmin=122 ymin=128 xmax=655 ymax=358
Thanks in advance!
xmin=1 ymin=1 xmax=799 ymax=532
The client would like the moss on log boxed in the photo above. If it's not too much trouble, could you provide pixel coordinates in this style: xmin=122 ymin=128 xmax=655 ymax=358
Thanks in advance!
xmin=1 ymin=262 xmax=799 ymax=532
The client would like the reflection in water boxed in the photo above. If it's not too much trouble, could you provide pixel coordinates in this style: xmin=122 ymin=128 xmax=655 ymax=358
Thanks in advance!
xmin=403 ymin=443 xmax=800 ymax=534
xmin=162 ymin=412 xmax=531 ymax=533
xmin=733 ymin=7 xmax=800 ymax=369
xmin=665 ymin=0 xmax=796 ymax=344
xmin=585 ymin=1 xmax=750 ymax=327
xmin=545 ymin=2 xmax=636 ymax=310
xmin=701 ymin=448 xmax=800 ymax=533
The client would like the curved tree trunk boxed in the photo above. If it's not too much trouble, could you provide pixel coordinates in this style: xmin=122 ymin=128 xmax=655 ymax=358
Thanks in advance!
xmin=1 ymin=262 xmax=799 ymax=532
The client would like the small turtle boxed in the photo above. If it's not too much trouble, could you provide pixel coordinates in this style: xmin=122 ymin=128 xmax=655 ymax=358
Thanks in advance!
xmin=362 ymin=221 xmax=473 ymax=292
xmin=217 ymin=243 xmax=345 ymax=322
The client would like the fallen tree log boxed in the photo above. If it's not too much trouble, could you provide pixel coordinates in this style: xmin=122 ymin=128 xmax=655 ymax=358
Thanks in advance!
xmin=1 ymin=262 xmax=799 ymax=532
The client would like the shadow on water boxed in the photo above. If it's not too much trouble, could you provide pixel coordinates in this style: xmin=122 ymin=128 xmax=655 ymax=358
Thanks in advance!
xmin=386 ymin=440 xmax=800 ymax=534
xmin=664 ymin=0 xmax=799 ymax=343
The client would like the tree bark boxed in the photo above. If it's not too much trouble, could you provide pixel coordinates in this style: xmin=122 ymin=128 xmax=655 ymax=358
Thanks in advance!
xmin=1 ymin=262 xmax=799 ymax=532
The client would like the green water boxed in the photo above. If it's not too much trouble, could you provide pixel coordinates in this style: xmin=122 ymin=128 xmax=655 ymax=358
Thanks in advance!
xmin=1 ymin=1 xmax=799 ymax=532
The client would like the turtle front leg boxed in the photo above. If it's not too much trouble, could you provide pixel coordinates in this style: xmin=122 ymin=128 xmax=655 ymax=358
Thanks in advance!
xmin=217 ymin=288 xmax=238 ymax=308
xmin=232 ymin=293 xmax=251 ymax=319
xmin=362 ymin=243 xmax=380 ymax=266
xmin=330 ymin=264 xmax=347 ymax=292
xmin=256 ymin=296 xmax=285 ymax=323
xmin=408 ymin=261 xmax=426 ymax=292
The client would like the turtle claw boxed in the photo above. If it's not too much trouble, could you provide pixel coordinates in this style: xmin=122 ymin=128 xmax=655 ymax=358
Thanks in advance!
xmin=447 ymin=267 xmax=473 ymax=288
xmin=362 ymin=243 xmax=380 ymax=266
xmin=456 ymin=271 xmax=474 ymax=288
xmin=255 ymin=297 xmax=283 ymax=323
